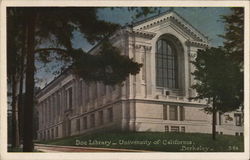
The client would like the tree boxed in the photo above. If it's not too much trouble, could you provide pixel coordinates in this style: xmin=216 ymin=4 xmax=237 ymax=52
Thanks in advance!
xmin=192 ymin=47 xmax=242 ymax=140
xmin=220 ymin=7 xmax=244 ymax=66
xmin=72 ymin=41 xmax=142 ymax=85
xmin=7 ymin=8 xmax=26 ymax=148
xmin=191 ymin=7 xmax=244 ymax=140
xmin=220 ymin=7 xmax=244 ymax=109
xmin=7 ymin=7 xmax=146 ymax=152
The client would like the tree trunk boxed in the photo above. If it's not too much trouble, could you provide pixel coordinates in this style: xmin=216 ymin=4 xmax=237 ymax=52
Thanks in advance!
xmin=212 ymin=102 xmax=216 ymax=140
xmin=18 ymin=22 xmax=27 ymax=145
xmin=18 ymin=57 xmax=24 ymax=144
xmin=23 ymin=10 xmax=36 ymax=152
xmin=11 ymin=74 xmax=20 ymax=148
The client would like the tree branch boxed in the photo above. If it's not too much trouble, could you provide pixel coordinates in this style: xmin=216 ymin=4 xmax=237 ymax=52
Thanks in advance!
xmin=34 ymin=48 xmax=68 ymax=54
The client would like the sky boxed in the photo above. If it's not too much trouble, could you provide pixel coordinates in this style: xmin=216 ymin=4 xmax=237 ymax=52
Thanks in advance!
xmin=37 ymin=7 xmax=232 ymax=88
xmin=72 ymin=7 xmax=232 ymax=51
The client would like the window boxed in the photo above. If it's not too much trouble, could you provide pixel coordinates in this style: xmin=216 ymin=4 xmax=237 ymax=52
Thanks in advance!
xmin=83 ymin=117 xmax=87 ymax=129
xmin=67 ymin=87 xmax=73 ymax=109
xmin=51 ymin=129 xmax=54 ymax=139
xmin=48 ymin=130 xmax=50 ymax=139
xmin=76 ymin=119 xmax=80 ymax=131
xmin=44 ymin=131 xmax=46 ymax=140
xmin=57 ymin=93 xmax=60 ymax=118
xmin=85 ymin=83 xmax=89 ymax=103
xmin=234 ymin=114 xmax=242 ymax=126
xmin=107 ymin=107 xmax=113 ymax=122
xmin=165 ymin=126 xmax=169 ymax=132
xmin=181 ymin=126 xmax=185 ymax=132
xmin=56 ymin=127 xmax=58 ymax=137
xmin=169 ymin=105 xmax=178 ymax=120
xmin=171 ymin=126 xmax=179 ymax=132
xmin=98 ymin=111 xmax=104 ymax=125
xmin=156 ymin=39 xmax=178 ymax=88
xmin=90 ymin=114 xmax=95 ymax=128
xmin=92 ymin=82 xmax=98 ymax=99
xmin=79 ymin=80 xmax=83 ymax=105
xmin=179 ymin=106 xmax=185 ymax=121
xmin=163 ymin=105 xmax=168 ymax=120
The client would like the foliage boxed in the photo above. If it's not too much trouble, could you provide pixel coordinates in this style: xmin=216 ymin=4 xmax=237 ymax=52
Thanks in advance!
xmin=7 ymin=7 xmax=154 ymax=151
xmin=72 ymin=41 xmax=142 ymax=85
xmin=220 ymin=7 xmax=244 ymax=65
xmin=192 ymin=47 xmax=242 ymax=113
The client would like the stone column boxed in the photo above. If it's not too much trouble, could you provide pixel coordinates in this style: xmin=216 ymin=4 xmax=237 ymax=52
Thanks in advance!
xmin=167 ymin=105 xmax=170 ymax=120
xmin=51 ymin=94 xmax=55 ymax=124
xmin=128 ymin=43 xmax=135 ymax=99
xmin=145 ymin=46 xmax=152 ymax=97
xmin=189 ymin=46 xmax=199 ymax=98
xmin=44 ymin=100 xmax=46 ymax=128
xmin=82 ymin=82 xmax=86 ymax=112
xmin=121 ymin=101 xmax=128 ymax=131
xmin=177 ymin=105 xmax=180 ymax=121
xmin=134 ymin=44 xmax=143 ymax=97
xmin=41 ymin=104 xmax=43 ymax=129
xmin=49 ymin=97 xmax=52 ymax=125
xmin=45 ymin=99 xmax=48 ymax=127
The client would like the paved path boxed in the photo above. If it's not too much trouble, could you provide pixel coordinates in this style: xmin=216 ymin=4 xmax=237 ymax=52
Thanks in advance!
xmin=35 ymin=144 xmax=149 ymax=152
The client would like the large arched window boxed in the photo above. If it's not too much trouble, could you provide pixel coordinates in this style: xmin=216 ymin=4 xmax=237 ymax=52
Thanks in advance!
xmin=156 ymin=39 xmax=178 ymax=89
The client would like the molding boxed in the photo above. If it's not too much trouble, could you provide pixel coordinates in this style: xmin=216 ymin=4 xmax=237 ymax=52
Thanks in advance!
xmin=133 ymin=11 xmax=208 ymax=44
xmin=126 ymin=29 xmax=156 ymax=39
xmin=186 ymin=40 xmax=209 ymax=48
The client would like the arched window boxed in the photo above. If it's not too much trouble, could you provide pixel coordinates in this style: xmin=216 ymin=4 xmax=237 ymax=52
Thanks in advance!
xmin=156 ymin=39 xmax=178 ymax=89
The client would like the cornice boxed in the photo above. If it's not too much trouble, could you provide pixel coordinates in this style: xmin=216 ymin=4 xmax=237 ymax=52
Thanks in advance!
xmin=133 ymin=11 xmax=209 ymax=44
xmin=186 ymin=40 xmax=209 ymax=48
xmin=125 ymin=29 xmax=156 ymax=39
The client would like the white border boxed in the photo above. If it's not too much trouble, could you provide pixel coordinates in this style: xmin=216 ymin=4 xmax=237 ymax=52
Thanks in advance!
xmin=0 ymin=1 xmax=249 ymax=160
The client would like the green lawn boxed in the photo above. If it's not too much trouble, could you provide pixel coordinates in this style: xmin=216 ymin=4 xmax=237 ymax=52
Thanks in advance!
xmin=38 ymin=132 xmax=244 ymax=152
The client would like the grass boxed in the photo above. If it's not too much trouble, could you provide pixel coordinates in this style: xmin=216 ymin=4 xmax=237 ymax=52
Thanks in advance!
xmin=37 ymin=132 xmax=244 ymax=152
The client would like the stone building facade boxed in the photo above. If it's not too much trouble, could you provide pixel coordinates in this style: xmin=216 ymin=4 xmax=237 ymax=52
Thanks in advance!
xmin=36 ymin=11 xmax=243 ymax=141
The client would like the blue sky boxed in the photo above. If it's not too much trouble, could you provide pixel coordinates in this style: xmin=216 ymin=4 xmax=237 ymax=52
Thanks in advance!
xmin=72 ymin=7 xmax=232 ymax=52
xmin=37 ymin=7 xmax=232 ymax=88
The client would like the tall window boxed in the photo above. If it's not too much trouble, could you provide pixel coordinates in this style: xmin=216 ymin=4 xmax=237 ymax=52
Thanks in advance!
xmin=90 ymin=114 xmax=95 ymax=128
xmin=83 ymin=117 xmax=87 ymax=129
xmin=98 ymin=111 xmax=104 ymax=125
xmin=76 ymin=119 xmax=80 ymax=131
xmin=56 ymin=127 xmax=58 ymax=137
xmin=163 ymin=105 xmax=168 ymax=120
xmin=156 ymin=39 xmax=178 ymax=88
xmin=79 ymin=80 xmax=83 ymax=105
xmin=107 ymin=107 xmax=113 ymax=122
xmin=67 ymin=87 xmax=73 ymax=109
xmin=169 ymin=105 xmax=178 ymax=120
xmin=57 ymin=93 xmax=60 ymax=119
xmin=179 ymin=106 xmax=185 ymax=121
xmin=234 ymin=114 xmax=242 ymax=126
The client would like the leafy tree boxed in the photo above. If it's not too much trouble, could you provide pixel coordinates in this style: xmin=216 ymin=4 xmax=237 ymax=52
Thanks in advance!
xmin=7 ymin=7 xmax=147 ymax=152
xmin=191 ymin=7 xmax=244 ymax=140
xmin=220 ymin=7 xmax=244 ymax=110
xmin=72 ymin=41 xmax=142 ymax=85
xmin=192 ymin=47 xmax=242 ymax=140
xmin=7 ymin=8 xmax=26 ymax=148
xmin=220 ymin=7 xmax=244 ymax=66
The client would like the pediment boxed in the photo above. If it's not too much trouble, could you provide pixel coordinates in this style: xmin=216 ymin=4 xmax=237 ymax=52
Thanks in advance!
xmin=133 ymin=11 xmax=209 ymax=44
